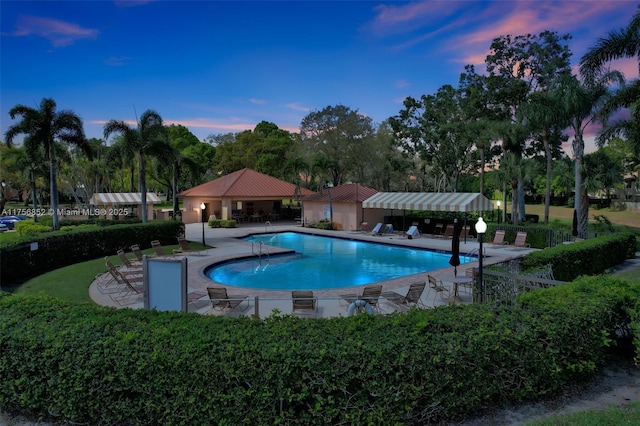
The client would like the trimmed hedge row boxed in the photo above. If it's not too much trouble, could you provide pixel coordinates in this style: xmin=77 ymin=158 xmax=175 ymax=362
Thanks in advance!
xmin=207 ymin=218 xmax=237 ymax=228
xmin=0 ymin=221 xmax=184 ymax=281
xmin=1 ymin=275 xmax=639 ymax=425
xmin=519 ymin=232 xmax=636 ymax=281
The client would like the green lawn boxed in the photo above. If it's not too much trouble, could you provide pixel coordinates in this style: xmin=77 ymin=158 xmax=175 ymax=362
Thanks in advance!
xmin=525 ymin=401 xmax=640 ymax=425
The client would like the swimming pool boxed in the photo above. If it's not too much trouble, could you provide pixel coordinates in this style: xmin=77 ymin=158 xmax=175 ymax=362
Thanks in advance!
xmin=204 ymin=232 xmax=470 ymax=291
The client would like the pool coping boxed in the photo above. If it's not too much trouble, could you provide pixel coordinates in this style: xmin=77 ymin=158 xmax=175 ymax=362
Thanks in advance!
xmin=89 ymin=221 xmax=533 ymax=317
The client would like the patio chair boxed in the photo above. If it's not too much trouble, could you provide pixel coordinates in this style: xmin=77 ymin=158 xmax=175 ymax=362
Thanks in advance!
xmin=460 ymin=225 xmax=473 ymax=239
xmin=291 ymin=290 xmax=317 ymax=318
xmin=512 ymin=232 xmax=530 ymax=248
xmin=383 ymin=224 xmax=394 ymax=234
xmin=370 ymin=223 xmax=383 ymax=235
xmin=117 ymin=249 xmax=140 ymax=268
xmin=206 ymin=287 xmax=250 ymax=314
xmin=382 ymin=282 xmax=426 ymax=310
xmin=130 ymin=244 xmax=149 ymax=261
xmin=151 ymin=240 xmax=168 ymax=256
xmin=105 ymin=257 xmax=141 ymax=280
xmin=105 ymin=263 xmax=143 ymax=305
xmin=427 ymin=275 xmax=449 ymax=303
xmin=340 ymin=284 xmax=383 ymax=313
xmin=172 ymin=236 xmax=204 ymax=256
xmin=491 ymin=230 xmax=508 ymax=245
xmin=437 ymin=224 xmax=455 ymax=239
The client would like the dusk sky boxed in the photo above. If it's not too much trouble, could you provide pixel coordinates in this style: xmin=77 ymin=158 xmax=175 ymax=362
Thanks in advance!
xmin=1 ymin=1 xmax=638 ymax=154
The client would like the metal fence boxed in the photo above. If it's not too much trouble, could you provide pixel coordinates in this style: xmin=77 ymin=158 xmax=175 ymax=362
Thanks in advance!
xmin=491 ymin=224 xmax=611 ymax=248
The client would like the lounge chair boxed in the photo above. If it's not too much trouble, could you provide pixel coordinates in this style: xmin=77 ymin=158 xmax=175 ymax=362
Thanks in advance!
xmin=105 ymin=263 xmax=143 ymax=305
xmin=383 ymin=224 xmax=394 ymax=234
xmin=340 ymin=284 xmax=383 ymax=313
xmin=427 ymin=275 xmax=449 ymax=303
xmin=437 ymin=224 xmax=455 ymax=239
xmin=117 ymin=249 xmax=140 ymax=268
xmin=491 ymin=230 xmax=508 ymax=245
xmin=130 ymin=244 xmax=149 ymax=261
xmin=151 ymin=240 xmax=168 ymax=256
xmin=291 ymin=290 xmax=317 ymax=318
xmin=105 ymin=257 xmax=141 ymax=280
xmin=206 ymin=287 xmax=250 ymax=314
xmin=512 ymin=232 xmax=530 ymax=248
xmin=382 ymin=282 xmax=426 ymax=310
xmin=172 ymin=236 xmax=204 ymax=256
xmin=460 ymin=225 xmax=473 ymax=239
xmin=403 ymin=225 xmax=419 ymax=239
xmin=370 ymin=223 xmax=383 ymax=235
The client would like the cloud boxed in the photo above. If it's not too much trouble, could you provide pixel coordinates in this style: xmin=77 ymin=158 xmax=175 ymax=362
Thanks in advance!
xmin=285 ymin=102 xmax=310 ymax=112
xmin=104 ymin=56 xmax=133 ymax=67
xmin=249 ymin=98 xmax=266 ymax=105
xmin=113 ymin=0 xmax=155 ymax=8
xmin=10 ymin=15 xmax=99 ymax=47
xmin=394 ymin=79 xmax=410 ymax=89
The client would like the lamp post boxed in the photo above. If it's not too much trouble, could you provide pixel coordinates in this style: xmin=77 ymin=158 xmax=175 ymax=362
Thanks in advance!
xmin=326 ymin=182 xmax=333 ymax=230
xmin=474 ymin=217 xmax=487 ymax=303
xmin=496 ymin=200 xmax=501 ymax=224
xmin=200 ymin=202 xmax=206 ymax=246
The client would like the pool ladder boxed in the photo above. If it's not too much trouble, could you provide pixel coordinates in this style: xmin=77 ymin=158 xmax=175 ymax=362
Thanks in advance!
xmin=252 ymin=241 xmax=270 ymax=271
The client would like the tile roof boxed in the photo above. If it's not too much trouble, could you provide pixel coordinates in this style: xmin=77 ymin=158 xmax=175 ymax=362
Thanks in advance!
xmin=178 ymin=168 xmax=315 ymax=198
xmin=303 ymin=183 xmax=378 ymax=203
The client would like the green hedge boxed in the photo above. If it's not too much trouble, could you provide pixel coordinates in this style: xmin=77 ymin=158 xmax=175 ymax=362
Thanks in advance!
xmin=207 ymin=219 xmax=237 ymax=228
xmin=0 ymin=221 xmax=184 ymax=282
xmin=1 ymin=275 xmax=638 ymax=425
xmin=519 ymin=232 xmax=636 ymax=281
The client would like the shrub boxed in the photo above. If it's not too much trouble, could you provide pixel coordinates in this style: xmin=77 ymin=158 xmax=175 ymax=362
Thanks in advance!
xmin=207 ymin=219 xmax=237 ymax=228
xmin=520 ymin=232 xmax=635 ymax=281
xmin=15 ymin=220 xmax=52 ymax=236
xmin=0 ymin=221 xmax=184 ymax=281
xmin=1 ymin=275 xmax=638 ymax=425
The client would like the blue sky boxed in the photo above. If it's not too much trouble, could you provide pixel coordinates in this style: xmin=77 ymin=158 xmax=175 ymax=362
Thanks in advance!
xmin=1 ymin=0 xmax=638 ymax=153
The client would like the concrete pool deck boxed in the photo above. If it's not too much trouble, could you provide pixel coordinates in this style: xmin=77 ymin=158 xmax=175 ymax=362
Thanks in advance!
xmin=89 ymin=220 xmax=535 ymax=318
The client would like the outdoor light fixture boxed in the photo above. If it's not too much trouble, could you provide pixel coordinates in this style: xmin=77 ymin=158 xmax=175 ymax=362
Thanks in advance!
xmin=475 ymin=217 xmax=487 ymax=303
xmin=326 ymin=182 xmax=334 ymax=230
xmin=496 ymin=200 xmax=501 ymax=224
xmin=200 ymin=202 xmax=206 ymax=246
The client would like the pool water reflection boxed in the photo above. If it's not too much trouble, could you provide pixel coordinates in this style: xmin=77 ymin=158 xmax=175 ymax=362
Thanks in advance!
xmin=204 ymin=232 xmax=470 ymax=291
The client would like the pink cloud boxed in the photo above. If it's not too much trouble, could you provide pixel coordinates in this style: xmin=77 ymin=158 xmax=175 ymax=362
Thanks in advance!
xmin=113 ymin=0 xmax=155 ymax=8
xmin=11 ymin=15 xmax=98 ymax=47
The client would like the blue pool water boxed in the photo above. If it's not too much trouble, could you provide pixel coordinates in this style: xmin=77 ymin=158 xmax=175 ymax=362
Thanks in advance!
xmin=204 ymin=232 xmax=469 ymax=291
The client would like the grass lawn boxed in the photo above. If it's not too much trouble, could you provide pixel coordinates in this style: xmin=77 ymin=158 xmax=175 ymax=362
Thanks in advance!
xmin=525 ymin=401 xmax=640 ymax=425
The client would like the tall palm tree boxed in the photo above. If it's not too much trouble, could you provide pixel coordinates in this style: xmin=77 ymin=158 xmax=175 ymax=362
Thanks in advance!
xmin=580 ymin=5 xmax=640 ymax=161
xmin=5 ymin=98 xmax=90 ymax=230
xmin=103 ymin=110 xmax=166 ymax=222
xmin=558 ymin=72 xmax=623 ymax=237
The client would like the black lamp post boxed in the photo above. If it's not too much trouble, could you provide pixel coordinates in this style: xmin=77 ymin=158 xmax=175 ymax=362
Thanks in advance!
xmin=475 ymin=217 xmax=487 ymax=303
xmin=326 ymin=182 xmax=333 ymax=230
xmin=497 ymin=200 xmax=501 ymax=224
xmin=200 ymin=202 xmax=206 ymax=246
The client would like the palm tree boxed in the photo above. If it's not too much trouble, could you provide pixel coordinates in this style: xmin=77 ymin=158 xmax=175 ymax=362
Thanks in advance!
xmin=558 ymin=72 xmax=623 ymax=237
xmin=5 ymin=98 xmax=90 ymax=230
xmin=580 ymin=5 xmax=640 ymax=161
xmin=103 ymin=110 xmax=166 ymax=223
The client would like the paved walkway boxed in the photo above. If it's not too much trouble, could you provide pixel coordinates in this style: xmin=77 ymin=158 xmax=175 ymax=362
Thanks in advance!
xmin=89 ymin=221 xmax=534 ymax=318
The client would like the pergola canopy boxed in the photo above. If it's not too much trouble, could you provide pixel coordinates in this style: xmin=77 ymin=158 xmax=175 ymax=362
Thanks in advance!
xmin=362 ymin=192 xmax=493 ymax=212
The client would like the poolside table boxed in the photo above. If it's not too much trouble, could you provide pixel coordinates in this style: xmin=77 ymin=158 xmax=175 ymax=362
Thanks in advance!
xmin=439 ymin=274 xmax=473 ymax=303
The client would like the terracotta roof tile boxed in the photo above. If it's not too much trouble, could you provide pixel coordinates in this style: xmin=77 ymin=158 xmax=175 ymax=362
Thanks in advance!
xmin=303 ymin=183 xmax=378 ymax=203
xmin=178 ymin=168 xmax=315 ymax=198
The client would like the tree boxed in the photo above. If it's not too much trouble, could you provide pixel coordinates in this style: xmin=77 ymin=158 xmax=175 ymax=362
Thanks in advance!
xmin=390 ymin=85 xmax=477 ymax=192
xmin=300 ymin=105 xmax=374 ymax=187
xmin=557 ymin=72 xmax=624 ymax=236
xmin=103 ymin=110 xmax=167 ymax=223
xmin=5 ymin=98 xmax=90 ymax=229
xmin=580 ymin=5 xmax=640 ymax=163
xmin=484 ymin=31 xmax=573 ymax=222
